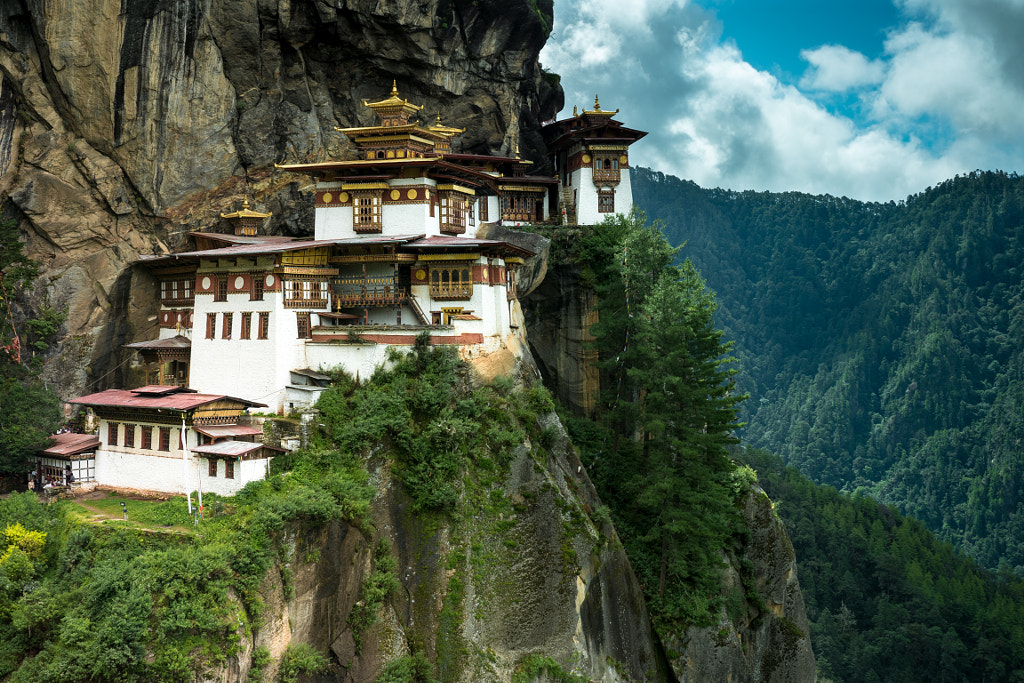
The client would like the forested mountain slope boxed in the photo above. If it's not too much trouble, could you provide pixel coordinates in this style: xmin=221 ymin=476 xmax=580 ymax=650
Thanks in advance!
xmin=632 ymin=168 xmax=1024 ymax=572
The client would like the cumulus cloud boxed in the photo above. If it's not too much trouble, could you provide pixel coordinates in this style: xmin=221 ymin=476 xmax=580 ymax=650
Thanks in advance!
xmin=542 ymin=0 xmax=1024 ymax=202
xmin=799 ymin=45 xmax=885 ymax=91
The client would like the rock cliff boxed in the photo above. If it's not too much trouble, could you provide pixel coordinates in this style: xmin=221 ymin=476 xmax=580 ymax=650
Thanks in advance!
xmin=0 ymin=0 xmax=562 ymax=399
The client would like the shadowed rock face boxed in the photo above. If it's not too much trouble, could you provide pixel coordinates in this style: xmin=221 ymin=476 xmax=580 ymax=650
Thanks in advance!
xmin=0 ymin=0 xmax=562 ymax=398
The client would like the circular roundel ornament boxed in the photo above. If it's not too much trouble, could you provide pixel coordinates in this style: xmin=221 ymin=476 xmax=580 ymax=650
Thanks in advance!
xmin=201 ymin=276 xmax=211 ymax=290
xmin=416 ymin=269 xmax=427 ymax=281
xmin=619 ymin=155 xmax=628 ymax=165
xmin=408 ymin=189 xmax=418 ymax=200
xmin=339 ymin=192 xmax=349 ymax=204
xmin=234 ymin=276 xmax=244 ymax=289
xmin=390 ymin=189 xmax=401 ymax=200
xmin=581 ymin=154 xmax=591 ymax=164
xmin=265 ymin=274 xmax=275 ymax=287
xmin=322 ymin=192 xmax=333 ymax=204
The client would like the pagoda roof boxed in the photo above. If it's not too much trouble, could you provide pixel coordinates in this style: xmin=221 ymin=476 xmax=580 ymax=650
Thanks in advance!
xmin=137 ymin=235 xmax=423 ymax=267
xmin=72 ymin=386 xmax=265 ymax=412
xmin=407 ymin=235 xmax=535 ymax=258
xmin=220 ymin=199 xmax=271 ymax=220
xmin=188 ymin=233 xmax=297 ymax=249
xmin=362 ymin=81 xmax=424 ymax=116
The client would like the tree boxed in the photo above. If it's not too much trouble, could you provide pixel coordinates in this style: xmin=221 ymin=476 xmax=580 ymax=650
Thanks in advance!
xmin=586 ymin=209 xmax=746 ymax=628
xmin=0 ymin=218 xmax=60 ymax=476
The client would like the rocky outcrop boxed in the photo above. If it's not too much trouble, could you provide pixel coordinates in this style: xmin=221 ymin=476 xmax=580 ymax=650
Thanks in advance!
xmin=226 ymin=409 xmax=670 ymax=683
xmin=666 ymin=486 xmax=816 ymax=683
xmin=521 ymin=257 xmax=600 ymax=415
xmin=0 ymin=0 xmax=562 ymax=399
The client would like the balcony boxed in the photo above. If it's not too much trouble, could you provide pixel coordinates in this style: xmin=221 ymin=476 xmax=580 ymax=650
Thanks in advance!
xmin=592 ymin=168 xmax=620 ymax=184
xmin=332 ymin=276 xmax=407 ymax=307
xmin=429 ymin=282 xmax=473 ymax=300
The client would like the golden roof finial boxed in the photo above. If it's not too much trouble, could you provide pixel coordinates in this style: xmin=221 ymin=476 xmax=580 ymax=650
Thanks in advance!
xmin=594 ymin=94 xmax=601 ymax=111
xmin=515 ymin=144 xmax=520 ymax=159
xmin=391 ymin=80 xmax=399 ymax=97
xmin=573 ymin=105 xmax=578 ymax=117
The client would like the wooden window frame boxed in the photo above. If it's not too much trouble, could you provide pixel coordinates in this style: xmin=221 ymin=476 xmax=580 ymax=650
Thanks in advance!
xmin=225 ymin=460 xmax=235 ymax=479
xmin=250 ymin=277 xmax=264 ymax=301
xmin=141 ymin=426 xmax=153 ymax=450
xmin=429 ymin=266 xmax=473 ymax=300
xmin=296 ymin=312 xmax=311 ymax=339
xmin=258 ymin=312 xmax=270 ymax=340
xmin=208 ymin=459 xmax=217 ymax=477
xmin=206 ymin=313 xmax=216 ymax=339
xmin=598 ymin=190 xmax=615 ymax=214
xmin=159 ymin=427 xmax=171 ymax=452
xmin=240 ymin=312 xmax=252 ymax=340
xmin=222 ymin=312 xmax=233 ymax=339
xmin=352 ymin=192 xmax=383 ymax=233
xmin=124 ymin=424 xmax=136 ymax=449
xmin=107 ymin=421 xmax=119 ymax=447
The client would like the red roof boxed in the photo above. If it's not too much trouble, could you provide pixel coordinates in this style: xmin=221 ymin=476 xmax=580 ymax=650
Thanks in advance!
xmin=194 ymin=425 xmax=264 ymax=439
xmin=71 ymin=387 xmax=265 ymax=411
xmin=125 ymin=336 xmax=192 ymax=351
xmin=40 ymin=433 xmax=100 ymax=457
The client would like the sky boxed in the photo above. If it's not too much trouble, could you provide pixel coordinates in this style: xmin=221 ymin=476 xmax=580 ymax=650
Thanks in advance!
xmin=540 ymin=0 xmax=1024 ymax=202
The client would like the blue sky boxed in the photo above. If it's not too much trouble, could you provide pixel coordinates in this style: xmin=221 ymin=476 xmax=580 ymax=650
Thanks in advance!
xmin=541 ymin=0 xmax=1024 ymax=201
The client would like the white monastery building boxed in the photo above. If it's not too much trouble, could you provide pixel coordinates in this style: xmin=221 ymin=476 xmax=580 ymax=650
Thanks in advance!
xmin=66 ymin=85 xmax=646 ymax=496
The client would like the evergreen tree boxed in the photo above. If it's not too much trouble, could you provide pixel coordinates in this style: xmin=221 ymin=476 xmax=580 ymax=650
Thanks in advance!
xmin=583 ymin=210 xmax=745 ymax=628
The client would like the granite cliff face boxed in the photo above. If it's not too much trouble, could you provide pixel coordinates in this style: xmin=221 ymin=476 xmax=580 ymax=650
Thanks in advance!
xmin=0 ymin=0 xmax=561 ymax=398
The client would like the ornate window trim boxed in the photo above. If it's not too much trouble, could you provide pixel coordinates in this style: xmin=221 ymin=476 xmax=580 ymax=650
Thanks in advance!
xmin=429 ymin=265 xmax=473 ymax=300
xmin=352 ymin=192 xmax=383 ymax=233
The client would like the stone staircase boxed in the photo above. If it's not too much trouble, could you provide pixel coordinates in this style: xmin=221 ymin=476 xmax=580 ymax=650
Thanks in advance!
xmin=559 ymin=186 xmax=576 ymax=225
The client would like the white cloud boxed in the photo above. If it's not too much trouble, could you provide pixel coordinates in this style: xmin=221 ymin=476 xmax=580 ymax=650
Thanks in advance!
xmin=542 ymin=0 xmax=1024 ymax=202
xmin=799 ymin=45 xmax=885 ymax=91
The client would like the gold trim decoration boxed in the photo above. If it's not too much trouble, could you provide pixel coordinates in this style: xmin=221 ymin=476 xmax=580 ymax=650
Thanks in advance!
xmin=341 ymin=183 xmax=389 ymax=191
xmin=436 ymin=184 xmax=476 ymax=196
xmin=339 ymin=192 xmax=350 ymax=204
xmin=588 ymin=145 xmax=629 ymax=152
xmin=390 ymin=189 xmax=401 ymax=200
xmin=417 ymin=253 xmax=480 ymax=262
xmin=498 ymin=185 xmax=546 ymax=193
xmin=415 ymin=269 xmax=427 ymax=280
xmin=619 ymin=155 xmax=629 ymax=165
xmin=581 ymin=154 xmax=591 ymax=164
xmin=504 ymin=257 xmax=525 ymax=264
xmin=323 ymin=192 xmax=333 ymax=204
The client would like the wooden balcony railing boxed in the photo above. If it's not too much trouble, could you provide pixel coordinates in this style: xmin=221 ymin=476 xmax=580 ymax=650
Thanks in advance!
xmin=429 ymin=282 xmax=473 ymax=300
xmin=592 ymin=168 xmax=620 ymax=184
xmin=332 ymin=276 xmax=407 ymax=306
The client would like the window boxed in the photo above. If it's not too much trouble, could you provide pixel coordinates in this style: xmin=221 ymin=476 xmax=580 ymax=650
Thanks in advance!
xmin=258 ymin=312 xmax=270 ymax=340
xmin=124 ymin=424 xmax=136 ymax=449
xmin=479 ymin=196 xmax=489 ymax=222
xmin=598 ymin=191 xmax=615 ymax=214
xmin=206 ymin=313 xmax=216 ymax=339
xmin=251 ymin=277 xmax=264 ymax=301
xmin=107 ymin=422 xmax=119 ymax=447
xmin=222 ymin=312 xmax=233 ymax=339
xmin=440 ymin=193 xmax=467 ymax=234
xmin=141 ymin=426 xmax=153 ymax=450
xmin=159 ymin=427 xmax=171 ymax=452
xmin=225 ymin=460 xmax=235 ymax=479
xmin=283 ymin=279 xmax=328 ymax=308
xmin=215 ymin=277 xmax=228 ymax=302
xmin=208 ymin=459 xmax=218 ymax=477
xmin=240 ymin=312 xmax=252 ymax=340
xmin=296 ymin=313 xmax=311 ymax=339
xmin=353 ymin=192 xmax=383 ymax=232
xmin=160 ymin=278 xmax=194 ymax=304
xmin=429 ymin=267 xmax=473 ymax=300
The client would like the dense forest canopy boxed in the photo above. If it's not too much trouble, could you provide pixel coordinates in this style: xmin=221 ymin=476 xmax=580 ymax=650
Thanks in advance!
xmin=632 ymin=167 xmax=1024 ymax=573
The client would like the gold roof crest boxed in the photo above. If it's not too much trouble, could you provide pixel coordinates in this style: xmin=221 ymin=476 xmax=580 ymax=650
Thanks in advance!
xmin=584 ymin=94 xmax=618 ymax=117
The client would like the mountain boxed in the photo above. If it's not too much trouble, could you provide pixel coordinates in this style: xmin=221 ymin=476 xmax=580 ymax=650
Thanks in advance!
xmin=632 ymin=166 xmax=1024 ymax=573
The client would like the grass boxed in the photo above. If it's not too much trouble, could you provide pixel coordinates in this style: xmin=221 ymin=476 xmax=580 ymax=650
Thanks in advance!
xmin=65 ymin=492 xmax=197 ymax=533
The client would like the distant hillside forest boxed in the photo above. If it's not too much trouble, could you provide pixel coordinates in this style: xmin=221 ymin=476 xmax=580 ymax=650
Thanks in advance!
xmin=632 ymin=168 xmax=1024 ymax=574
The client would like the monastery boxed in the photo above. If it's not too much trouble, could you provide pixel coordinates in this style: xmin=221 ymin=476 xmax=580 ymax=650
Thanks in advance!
xmin=64 ymin=86 xmax=646 ymax=497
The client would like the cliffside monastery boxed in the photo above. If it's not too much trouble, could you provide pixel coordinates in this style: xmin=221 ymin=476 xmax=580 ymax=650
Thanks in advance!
xmin=55 ymin=86 xmax=646 ymax=497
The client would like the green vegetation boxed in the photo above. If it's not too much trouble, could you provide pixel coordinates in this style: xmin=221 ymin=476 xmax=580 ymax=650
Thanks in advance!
xmin=633 ymin=168 xmax=1024 ymax=574
xmin=0 ymin=217 xmax=62 ymax=477
xmin=741 ymin=447 xmax=1024 ymax=682
xmin=0 ymin=430 xmax=373 ymax=681
xmin=375 ymin=652 xmax=437 ymax=683
xmin=511 ymin=655 xmax=587 ymax=683
xmin=556 ymin=210 xmax=747 ymax=633
xmin=277 ymin=643 xmax=329 ymax=682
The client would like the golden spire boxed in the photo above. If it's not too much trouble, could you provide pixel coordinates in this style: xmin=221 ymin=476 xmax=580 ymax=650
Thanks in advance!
xmin=584 ymin=95 xmax=618 ymax=117
xmin=573 ymin=105 xmax=578 ymax=117
xmin=391 ymin=80 xmax=399 ymax=97
xmin=594 ymin=94 xmax=601 ymax=111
